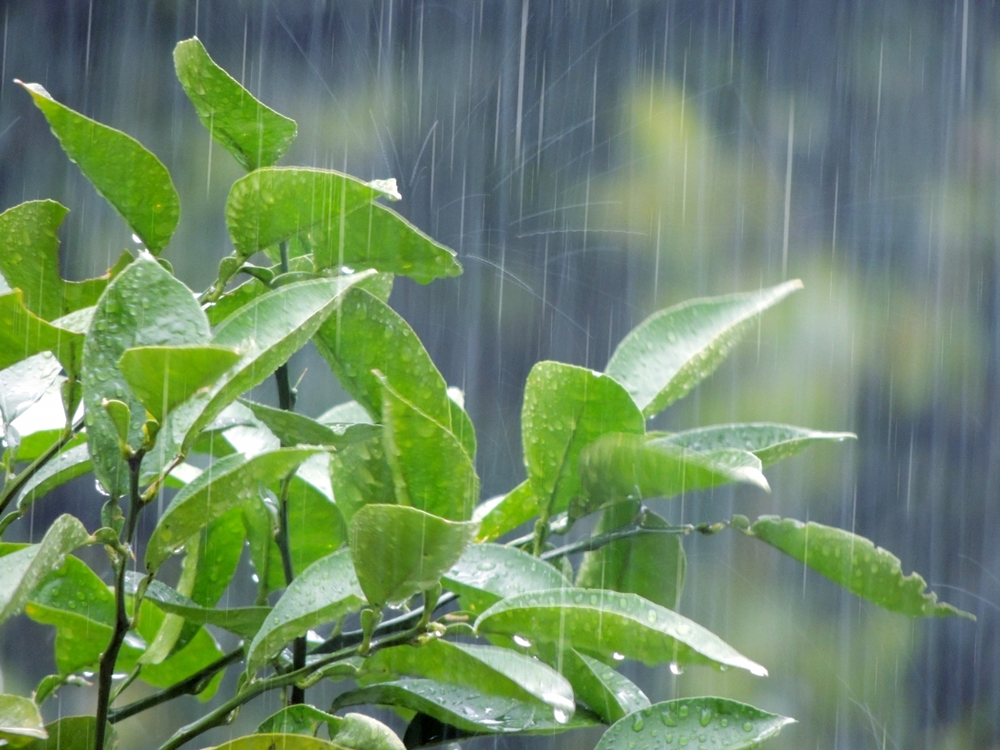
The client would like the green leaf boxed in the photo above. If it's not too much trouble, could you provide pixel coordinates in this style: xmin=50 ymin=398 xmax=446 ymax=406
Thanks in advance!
xmin=548 ymin=648 xmax=650 ymax=725
xmin=442 ymin=542 xmax=569 ymax=614
xmin=522 ymin=362 xmax=644 ymax=517
xmin=594 ymin=698 xmax=794 ymax=750
xmin=329 ymin=433 xmax=395 ymax=526
xmin=361 ymin=640 xmax=575 ymax=723
xmin=743 ymin=516 xmax=975 ymax=619
xmin=349 ymin=504 xmax=478 ymax=608
xmin=205 ymin=277 xmax=266 ymax=327
xmin=605 ymin=280 xmax=803 ymax=418
xmin=310 ymin=202 xmax=462 ymax=284
xmin=318 ymin=399 xmax=374 ymax=426
xmin=576 ymin=505 xmax=686 ymax=609
xmin=241 ymin=399 xmax=372 ymax=447
xmin=21 ymin=716 xmax=116 ymax=750
xmin=225 ymin=168 xmax=391 ymax=260
xmin=663 ymin=423 xmax=855 ymax=467
xmin=174 ymin=38 xmax=297 ymax=171
xmin=0 ymin=201 xmax=66 ymax=321
xmin=83 ymin=256 xmax=211 ymax=496
xmin=257 ymin=705 xmax=337 ymax=736
xmin=145 ymin=447 xmax=321 ymax=571
xmin=0 ymin=353 xmax=62 ymax=426
xmin=0 ymin=291 xmax=83 ymax=372
xmin=577 ymin=433 xmax=769 ymax=518
xmin=246 ymin=548 xmax=364 ymax=675
xmin=205 ymin=734 xmax=340 ymax=750
xmin=379 ymin=375 xmax=479 ymax=521
xmin=0 ymin=695 xmax=46 ymax=747
xmin=473 ymin=481 xmax=539 ymax=542
xmin=475 ymin=588 xmax=768 ymax=676
xmin=17 ymin=82 xmax=179 ymax=253
xmin=328 ymin=713 xmax=405 ymax=750
xmin=0 ymin=515 xmax=92 ymax=626
xmin=337 ymin=679 xmax=600 ymax=736
xmin=14 ymin=444 xmax=92 ymax=513
xmin=285 ymin=455 xmax=349 ymax=573
xmin=118 ymin=344 xmax=240 ymax=422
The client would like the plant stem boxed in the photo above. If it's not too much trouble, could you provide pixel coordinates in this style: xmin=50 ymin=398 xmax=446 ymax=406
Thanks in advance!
xmin=0 ymin=417 xmax=84 ymax=518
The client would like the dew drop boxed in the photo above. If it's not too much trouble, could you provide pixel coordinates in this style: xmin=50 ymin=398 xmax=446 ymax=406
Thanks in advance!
xmin=743 ymin=722 xmax=753 ymax=732
xmin=669 ymin=661 xmax=684 ymax=675
xmin=513 ymin=635 xmax=532 ymax=648
xmin=699 ymin=708 xmax=712 ymax=727
xmin=632 ymin=716 xmax=645 ymax=732
xmin=612 ymin=652 xmax=625 ymax=661
xmin=552 ymin=708 xmax=569 ymax=725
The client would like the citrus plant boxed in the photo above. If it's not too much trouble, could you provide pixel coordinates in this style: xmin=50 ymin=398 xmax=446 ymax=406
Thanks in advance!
xmin=0 ymin=38 xmax=973 ymax=750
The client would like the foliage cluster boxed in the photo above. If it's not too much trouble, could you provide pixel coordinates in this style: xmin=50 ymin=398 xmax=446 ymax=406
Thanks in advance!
xmin=0 ymin=38 xmax=971 ymax=750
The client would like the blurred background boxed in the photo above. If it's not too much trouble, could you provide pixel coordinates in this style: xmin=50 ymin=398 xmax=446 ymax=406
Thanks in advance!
xmin=0 ymin=1 xmax=997 ymax=747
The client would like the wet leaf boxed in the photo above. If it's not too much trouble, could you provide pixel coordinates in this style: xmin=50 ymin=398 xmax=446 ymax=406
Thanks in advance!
xmin=145 ymin=447 xmax=321 ymax=571
xmin=174 ymin=38 xmax=297 ymax=171
xmin=605 ymin=280 xmax=803 ymax=418
xmin=743 ymin=516 xmax=975 ymax=619
xmin=594 ymin=697 xmax=794 ymax=750
xmin=225 ymin=168 xmax=390 ymax=260
xmin=318 ymin=399 xmax=374 ymax=426
xmin=536 ymin=646 xmax=649 ymax=725
xmin=310 ymin=202 xmax=461 ymax=284
xmin=17 ymin=82 xmax=179 ymax=253
xmin=14 ymin=444 xmax=92 ymax=513
xmin=205 ymin=276 xmax=266 ymax=327
xmin=577 ymin=505 xmax=686 ymax=610
xmin=328 ymin=713 xmax=405 ymax=750
xmin=0 ymin=515 xmax=92 ymax=627
xmin=522 ymin=362 xmax=645 ymax=518
xmin=118 ymin=344 xmax=240 ymax=422
xmin=0 ymin=694 xmax=46 ymax=747
xmin=0 ymin=291 xmax=82 ymax=373
xmin=0 ymin=353 xmax=62 ymax=427
xmin=442 ymin=543 xmax=569 ymax=614
xmin=246 ymin=548 xmax=364 ymax=675
xmin=21 ymin=716 xmax=116 ymax=750
xmin=256 ymin=705 xmax=337 ymax=736
xmin=475 ymin=588 xmax=768 ymax=675
xmin=206 ymin=734 xmax=340 ymax=750
xmin=379 ymin=376 xmax=478 ymax=521
xmin=83 ymin=255 xmax=211 ymax=496
xmin=474 ymin=481 xmax=539 ymax=542
xmin=663 ymin=423 xmax=855 ymax=467
xmin=577 ymin=433 xmax=769 ymax=518
xmin=349 ymin=504 xmax=478 ymax=608
xmin=241 ymin=400 xmax=349 ymax=447
xmin=329 ymin=433 xmax=395 ymax=526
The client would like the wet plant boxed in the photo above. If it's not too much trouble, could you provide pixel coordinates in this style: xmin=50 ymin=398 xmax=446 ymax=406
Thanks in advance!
xmin=0 ymin=38 xmax=973 ymax=750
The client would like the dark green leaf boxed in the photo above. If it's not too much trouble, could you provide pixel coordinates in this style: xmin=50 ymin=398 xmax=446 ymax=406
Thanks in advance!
xmin=285 ymin=455 xmax=348 ymax=573
xmin=594 ymin=698 xmax=794 ymax=750
xmin=145 ymin=447 xmax=321 ymax=571
xmin=205 ymin=277 xmax=266 ymax=327
xmin=246 ymin=548 xmax=364 ymax=675
xmin=174 ymin=38 xmax=297 ymax=171
xmin=605 ymin=280 xmax=803 ymax=418
xmin=743 ymin=516 xmax=975 ymax=619
xmin=349 ymin=504 xmax=478 ymax=608
xmin=475 ymin=588 xmax=768 ymax=675
xmin=21 ymin=716 xmax=115 ymax=750
xmin=473 ymin=481 xmax=539 ymax=542
xmin=522 ymin=362 xmax=644 ymax=517
xmin=17 ymin=82 xmax=179 ymax=253
xmin=0 ymin=694 xmax=46 ymax=747
xmin=0 ymin=291 xmax=82 ymax=373
xmin=663 ymin=423 xmax=855 ymax=467
xmin=118 ymin=344 xmax=240 ymax=422
xmin=442 ymin=542 xmax=569 ymax=614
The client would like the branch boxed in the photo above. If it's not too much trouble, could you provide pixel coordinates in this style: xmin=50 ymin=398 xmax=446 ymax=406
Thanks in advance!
xmin=0 ymin=417 xmax=84 ymax=518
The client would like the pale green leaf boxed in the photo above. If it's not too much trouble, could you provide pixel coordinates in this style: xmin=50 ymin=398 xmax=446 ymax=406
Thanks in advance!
xmin=206 ymin=734 xmax=340 ymax=750
xmin=20 ymin=716 xmax=116 ymax=750
xmin=15 ymin=444 xmax=92 ymax=513
xmin=0 ymin=291 xmax=82 ymax=373
xmin=536 ymin=646 xmax=650 ymax=725
xmin=329 ymin=713 xmax=405 ymax=750
xmin=0 ymin=694 xmax=46 ymax=747
xmin=0 ymin=353 xmax=62 ymax=425
xmin=241 ymin=399 xmax=377 ymax=448
xmin=329 ymin=432 xmax=395 ymax=526
xmin=474 ymin=481 xmax=539 ymax=542
xmin=442 ymin=542 xmax=569 ymax=614
xmin=256 ymin=705 xmax=337 ymax=736
xmin=663 ymin=423 xmax=855 ymax=467
xmin=317 ymin=399 xmax=373 ymax=426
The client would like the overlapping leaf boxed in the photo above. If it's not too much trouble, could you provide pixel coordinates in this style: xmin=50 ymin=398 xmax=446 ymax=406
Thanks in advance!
xmin=14 ymin=444 xmax=92 ymax=513
xmin=442 ymin=542 xmax=569 ymax=614
xmin=474 ymin=481 xmax=539 ymax=542
xmin=20 ymin=716 xmax=116 ymax=750
xmin=663 ymin=423 xmax=855 ymax=467
xmin=0 ymin=694 xmax=46 ymax=747
xmin=0 ymin=291 xmax=82 ymax=372
xmin=538 ymin=647 xmax=650 ymax=725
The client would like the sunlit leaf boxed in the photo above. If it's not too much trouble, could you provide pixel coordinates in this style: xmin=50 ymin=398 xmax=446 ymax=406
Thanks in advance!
xmin=742 ymin=515 xmax=975 ymax=619
xmin=246 ymin=548 xmax=364 ymax=675
xmin=594 ymin=698 xmax=794 ymax=750
xmin=0 ymin=694 xmax=46 ymax=747
xmin=475 ymin=588 xmax=768 ymax=676
xmin=442 ymin=543 xmax=569 ymax=614
xmin=522 ymin=362 xmax=644 ymax=519
xmin=174 ymin=38 xmax=297 ymax=171
xmin=473 ymin=481 xmax=539 ymax=542
xmin=349 ymin=504 xmax=477 ymax=608
xmin=605 ymin=280 xmax=803 ymax=417
xmin=17 ymin=82 xmax=179 ymax=253
xmin=663 ymin=423 xmax=855 ymax=467
xmin=21 ymin=716 xmax=115 ymax=750
xmin=0 ymin=291 xmax=82 ymax=373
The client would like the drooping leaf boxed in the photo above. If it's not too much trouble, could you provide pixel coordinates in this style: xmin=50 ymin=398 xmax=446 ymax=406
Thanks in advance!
xmin=349 ymin=504 xmax=478 ymax=608
xmin=204 ymin=734 xmax=339 ymax=750
xmin=145 ymin=447 xmax=321 ymax=571
xmin=20 ymin=716 xmax=116 ymax=750
xmin=605 ymin=280 xmax=803 ymax=418
xmin=475 ymin=588 xmax=768 ymax=676
xmin=0 ymin=515 xmax=92 ymax=627
xmin=328 ymin=432 xmax=395 ymax=526
xmin=522 ymin=362 xmax=645 ymax=518
xmin=241 ymin=399 xmax=377 ymax=448
xmin=379 ymin=376 xmax=478 ymax=521
xmin=173 ymin=38 xmax=297 ymax=171
xmin=742 ymin=516 xmax=975 ymax=619
xmin=17 ymin=82 xmax=179 ymax=253
xmin=14 ymin=444 xmax=92 ymax=513
xmin=83 ymin=255 xmax=211 ymax=496
xmin=536 ymin=646 xmax=650 ymax=725
xmin=0 ymin=201 xmax=66 ymax=321
xmin=328 ymin=713 xmax=406 ymax=750
xmin=0 ymin=291 xmax=82 ymax=373
xmin=576 ymin=432 xmax=769 ymax=518
xmin=594 ymin=698 xmax=794 ymax=750
xmin=663 ymin=423 xmax=855 ymax=467
xmin=225 ymin=168 xmax=391 ymax=260
xmin=442 ymin=543 xmax=569 ymax=614
xmin=576 ymin=504 xmax=686 ymax=610
xmin=0 ymin=694 xmax=46 ymax=747
xmin=361 ymin=640 xmax=575 ymax=723
xmin=246 ymin=548 xmax=365 ymax=675
xmin=474 ymin=481 xmax=539 ymax=542
xmin=118 ymin=344 xmax=240 ymax=422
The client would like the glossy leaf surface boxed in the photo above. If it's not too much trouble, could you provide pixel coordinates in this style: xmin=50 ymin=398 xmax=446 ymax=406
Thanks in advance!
xmin=174 ymin=38 xmax=296 ymax=171
xmin=664 ymin=423 xmax=855 ymax=467
xmin=522 ymin=362 xmax=644 ymax=517
xmin=0 ymin=291 xmax=82 ymax=372
xmin=14 ymin=444 xmax=92 ymax=514
xmin=442 ymin=542 xmax=569 ymax=613
xmin=539 ymin=647 xmax=650 ymax=725
xmin=349 ymin=504 xmax=477 ymax=608
xmin=206 ymin=735 xmax=339 ymax=750
xmin=0 ymin=353 xmax=62 ymax=426
xmin=605 ymin=280 xmax=802 ymax=417
xmin=328 ymin=433 xmax=395 ymax=526
xmin=476 ymin=588 xmax=768 ymax=675
xmin=18 ymin=82 xmax=179 ymax=253
xmin=241 ymin=400 xmax=355 ymax=447
xmin=594 ymin=697 xmax=794 ymax=750
xmin=246 ymin=548 xmax=364 ymax=675
xmin=328 ymin=713 xmax=405 ymax=750
xmin=0 ymin=694 xmax=46 ymax=746
xmin=744 ymin=516 xmax=974 ymax=619
xmin=21 ymin=716 xmax=115 ymax=750
xmin=474 ymin=481 xmax=539 ymax=542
